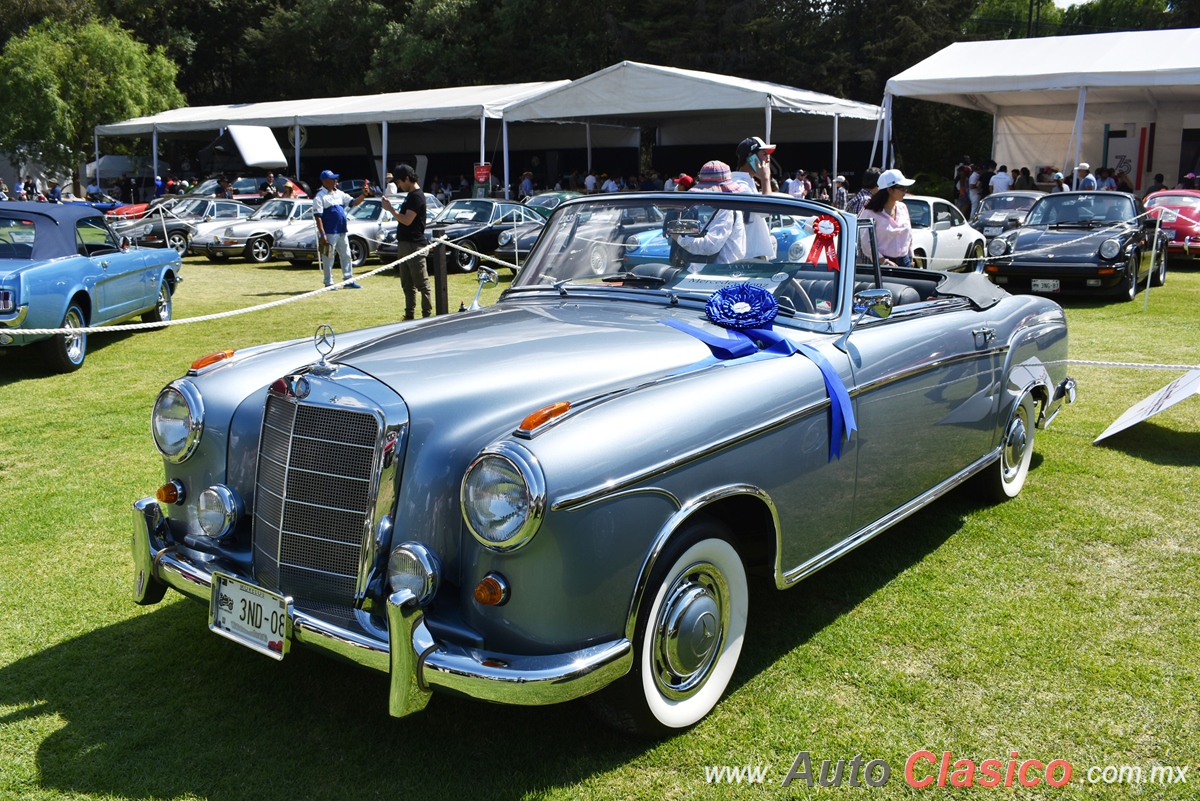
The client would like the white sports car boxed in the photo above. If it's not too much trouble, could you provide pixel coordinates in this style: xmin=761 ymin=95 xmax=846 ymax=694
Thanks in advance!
xmin=902 ymin=194 xmax=987 ymax=272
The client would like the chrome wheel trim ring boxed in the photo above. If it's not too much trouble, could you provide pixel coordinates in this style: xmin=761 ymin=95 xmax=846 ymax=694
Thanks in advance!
xmin=63 ymin=307 xmax=85 ymax=364
xmin=168 ymin=232 xmax=187 ymax=254
xmin=156 ymin=283 xmax=171 ymax=320
xmin=589 ymin=246 xmax=608 ymax=274
xmin=652 ymin=561 xmax=729 ymax=701
xmin=251 ymin=238 xmax=270 ymax=261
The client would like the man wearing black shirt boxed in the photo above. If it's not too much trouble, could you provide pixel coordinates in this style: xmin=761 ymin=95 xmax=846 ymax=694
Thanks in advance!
xmin=379 ymin=164 xmax=431 ymax=319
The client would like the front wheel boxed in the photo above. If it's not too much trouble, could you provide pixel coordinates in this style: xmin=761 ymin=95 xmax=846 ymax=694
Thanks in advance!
xmin=966 ymin=241 xmax=985 ymax=272
xmin=1117 ymin=260 xmax=1138 ymax=302
xmin=455 ymin=239 xmax=479 ymax=272
xmin=1150 ymin=251 xmax=1167 ymax=287
xmin=589 ymin=519 xmax=747 ymax=737
xmin=42 ymin=303 xmax=87 ymax=373
xmin=166 ymin=230 xmax=188 ymax=256
xmin=912 ymin=251 xmax=928 ymax=269
xmin=348 ymin=237 xmax=367 ymax=268
xmin=142 ymin=279 xmax=172 ymax=326
xmin=977 ymin=392 xmax=1036 ymax=502
xmin=246 ymin=235 xmax=272 ymax=264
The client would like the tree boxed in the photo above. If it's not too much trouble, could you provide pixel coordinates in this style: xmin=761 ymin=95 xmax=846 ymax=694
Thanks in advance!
xmin=0 ymin=19 xmax=185 ymax=185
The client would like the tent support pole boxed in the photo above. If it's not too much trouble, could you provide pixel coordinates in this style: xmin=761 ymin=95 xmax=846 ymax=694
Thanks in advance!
xmin=764 ymin=100 xmax=772 ymax=145
xmin=832 ymin=114 xmax=839 ymax=187
xmin=381 ymin=121 xmax=388 ymax=185
xmin=152 ymin=125 xmax=159 ymax=189
xmin=293 ymin=118 xmax=301 ymax=181
xmin=480 ymin=114 xmax=487 ymax=171
xmin=503 ymin=117 xmax=510 ymax=200
xmin=94 ymin=129 xmax=100 ymax=189
xmin=586 ymin=123 xmax=592 ymax=173
xmin=1071 ymin=87 xmax=1086 ymax=189
xmin=881 ymin=93 xmax=892 ymax=170
xmin=869 ymin=107 xmax=882 ymax=169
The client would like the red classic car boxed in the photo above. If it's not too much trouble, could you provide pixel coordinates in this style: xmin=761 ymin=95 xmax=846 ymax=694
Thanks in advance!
xmin=1145 ymin=190 xmax=1200 ymax=265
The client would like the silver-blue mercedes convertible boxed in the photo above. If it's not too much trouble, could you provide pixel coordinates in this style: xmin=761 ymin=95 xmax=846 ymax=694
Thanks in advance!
xmin=131 ymin=193 xmax=1075 ymax=736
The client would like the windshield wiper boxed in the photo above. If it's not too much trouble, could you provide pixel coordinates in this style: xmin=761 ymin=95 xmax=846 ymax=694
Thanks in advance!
xmin=551 ymin=272 xmax=669 ymax=295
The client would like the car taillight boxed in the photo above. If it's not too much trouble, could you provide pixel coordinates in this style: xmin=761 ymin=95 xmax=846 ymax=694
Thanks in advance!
xmin=0 ymin=290 xmax=14 ymax=313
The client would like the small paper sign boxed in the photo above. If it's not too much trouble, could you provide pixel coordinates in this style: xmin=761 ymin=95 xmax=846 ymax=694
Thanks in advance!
xmin=1093 ymin=369 xmax=1200 ymax=443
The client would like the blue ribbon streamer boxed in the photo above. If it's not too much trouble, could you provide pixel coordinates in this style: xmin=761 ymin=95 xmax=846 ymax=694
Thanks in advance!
xmin=660 ymin=319 xmax=856 ymax=460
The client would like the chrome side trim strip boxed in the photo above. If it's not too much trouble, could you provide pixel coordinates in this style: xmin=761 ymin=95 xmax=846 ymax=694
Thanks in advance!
xmin=557 ymin=486 xmax=681 ymax=513
xmin=850 ymin=345 xmax=1009 ymax=398
xmin=553 ymin=398 xmax=829 ymax=512
xmin=775 ymin=449 xmax=999 ymax=588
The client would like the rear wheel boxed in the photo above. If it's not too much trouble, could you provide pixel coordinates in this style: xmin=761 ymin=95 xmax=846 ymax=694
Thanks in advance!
xmin=142 ymin=279 xmax=172 ymax=326
xmin=589 ymin=519 xmax=747 ymax=737
xmin=977 ymin=391 xmax=1036 ymax=502
xmin=912 ymin=251 xmax=928 ymax=269
xmin=246 ymin=236 xmax=272 ymax=264
xmin=42 ymin=303 xmax=87 ymax=373
xmin=1150 ymin=250 xmax=1167 ymax=287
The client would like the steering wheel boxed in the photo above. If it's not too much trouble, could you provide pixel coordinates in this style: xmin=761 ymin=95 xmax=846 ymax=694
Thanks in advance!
xmin=773 ymin=278 xmax=815 ymax=314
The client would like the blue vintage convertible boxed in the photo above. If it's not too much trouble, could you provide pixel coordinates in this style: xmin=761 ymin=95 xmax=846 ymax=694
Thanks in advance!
xmin=131 ymin=193 xmax=1074 ymax=736
xmin=0 ymin=202 xmax=182 ymax=372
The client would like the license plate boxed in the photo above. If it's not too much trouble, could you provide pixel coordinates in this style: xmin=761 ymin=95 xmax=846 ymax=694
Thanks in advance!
xmin=1031 ymin=278 xmax=1060 ymax=293
xmin=210 ymin=572 xmax=289 ymax=660
xmin=1167 ymin=229 xmax=1178 ymax=241
xmin=984 ymin=226 xmax=1002 ymax=236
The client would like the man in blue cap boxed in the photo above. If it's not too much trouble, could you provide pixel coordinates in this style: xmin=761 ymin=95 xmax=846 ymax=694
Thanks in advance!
xmin=313 ymin=169 xmax=369 ymax=288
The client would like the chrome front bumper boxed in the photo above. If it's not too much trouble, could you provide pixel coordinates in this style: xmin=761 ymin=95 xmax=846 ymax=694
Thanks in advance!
xmin=131 ymin=498 xmax=632 ymax=717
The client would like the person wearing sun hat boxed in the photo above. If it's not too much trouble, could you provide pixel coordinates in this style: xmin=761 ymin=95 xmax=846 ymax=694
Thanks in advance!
xmin=45 ymin=177 xmax=62 ymax=203
xmin=857 ymin=168 xmax=916 ymax=267
xmin=668 ymin=160 xmax=748 ymax=266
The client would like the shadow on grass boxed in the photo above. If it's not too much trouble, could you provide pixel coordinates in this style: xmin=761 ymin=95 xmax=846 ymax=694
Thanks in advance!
xmin=0 ymin=492 xmax=978 ymax=801
xmin=0 ymin=330 xmax=136 ymax=387
xmin=1092 ymin=420 xmax=1200 ymax=467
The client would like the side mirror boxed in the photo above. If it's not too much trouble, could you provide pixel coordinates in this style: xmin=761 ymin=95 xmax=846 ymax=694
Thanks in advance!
xmin=664 ymin=218 xmax=703 ymax=237
xmin=119 ymin=236 xmax=132 ymax=251
xmin=933 ymin=219 xmax=952 ymax=232
xmin=853 ymin=288 xmax=893 ymax=320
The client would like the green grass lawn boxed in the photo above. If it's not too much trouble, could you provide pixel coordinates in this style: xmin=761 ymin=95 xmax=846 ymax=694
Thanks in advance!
xmin=1 ymin=255 xmax=1197 ymax=800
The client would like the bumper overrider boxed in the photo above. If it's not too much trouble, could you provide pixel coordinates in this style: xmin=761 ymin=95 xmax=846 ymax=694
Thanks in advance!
xmin=131 ymin=498 xmax=632 ymax=716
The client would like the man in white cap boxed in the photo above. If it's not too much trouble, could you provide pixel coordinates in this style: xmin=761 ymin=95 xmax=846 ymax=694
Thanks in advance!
xmin=1075 ymin=162 xmax=1097 ymax=191
xmin=832 ymin=175 xmax=848 ymax=210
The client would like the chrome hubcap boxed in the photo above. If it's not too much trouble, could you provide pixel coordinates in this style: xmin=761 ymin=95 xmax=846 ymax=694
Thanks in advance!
xmin=169 ymin=234 xmax=186 ymax=254
xmin=589 ymin=247 xmax=607 ymax=274
xmin=252 ymin=239 xmax=269 ymax=260
xmin=653 ymin=562 xmax=728 ymax=700
xmin=1001 ymin=411 xmax=1028 ymax=482
xmin=157 ymin=285 xmax=171 ymax=319
xmin=63 ymin=308 xmax=85 ymax=363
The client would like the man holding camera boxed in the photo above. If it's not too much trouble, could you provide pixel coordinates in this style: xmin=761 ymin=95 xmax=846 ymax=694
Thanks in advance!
xmin=376 ymin=164 xmax=432 ymax=318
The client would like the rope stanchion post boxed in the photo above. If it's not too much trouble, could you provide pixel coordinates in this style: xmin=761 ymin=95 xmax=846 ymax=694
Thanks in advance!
xmin=434 ymin=242 xmax=448 ymax=315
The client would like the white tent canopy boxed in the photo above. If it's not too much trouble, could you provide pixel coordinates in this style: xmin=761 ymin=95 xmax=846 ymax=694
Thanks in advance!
xmin=881 ymin=28 xmax=1200 ymax=185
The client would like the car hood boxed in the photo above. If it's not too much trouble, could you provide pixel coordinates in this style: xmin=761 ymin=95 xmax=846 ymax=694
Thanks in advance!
xmin=337 ymin=300 xmax=729 ymax=419
xmin=1007 ymin=225 xmax=1130 ymax=260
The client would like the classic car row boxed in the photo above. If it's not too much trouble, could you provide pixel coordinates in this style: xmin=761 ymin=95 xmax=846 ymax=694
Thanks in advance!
xmin=0 ymin=203 xmax=181 ymax=371
xmin=130 ymin=191 xmax=1075 ymax=736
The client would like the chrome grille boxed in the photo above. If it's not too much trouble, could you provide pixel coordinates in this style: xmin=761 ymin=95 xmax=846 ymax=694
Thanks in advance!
xmin=253 ymin=395 xmax=380 ymax=607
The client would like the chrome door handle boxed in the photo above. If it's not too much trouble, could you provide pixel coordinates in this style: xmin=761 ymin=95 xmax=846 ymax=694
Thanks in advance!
xmin=100 ymin=260 xmax=110 ymax=269
xmin=973 ymin=327 xmax=996 ymax=344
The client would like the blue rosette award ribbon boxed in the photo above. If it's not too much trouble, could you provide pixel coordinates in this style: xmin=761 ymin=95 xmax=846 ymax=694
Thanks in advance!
xmin=661 ymin=283 xmax=856 ymax=459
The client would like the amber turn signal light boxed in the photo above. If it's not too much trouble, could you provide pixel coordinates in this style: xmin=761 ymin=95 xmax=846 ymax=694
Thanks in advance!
xmin=519 ymin=401 xmax=570 ymax=433
xmin=190 ymin=349 xmax=235 ymax=371
xmin=474 ymin=573 xmax=510 ymax=606
xmin=156 ymin=479 xmax=185 ymax=505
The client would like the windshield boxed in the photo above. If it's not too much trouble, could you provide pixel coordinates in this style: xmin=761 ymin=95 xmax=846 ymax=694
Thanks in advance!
xmin=437 ymin=200 xmax=494 ymax=224
xmin=350 ymin=201 xmax=387 ymax=221
xmin=1146 ymin=194 xmax=1200 ymax=209
xmin=175 ymin=198 xmax=211 ymax=216
xmin=1025 ymin=194 xmax=1135 ymax=227
xmin=252 ymin=200 xmax=294 ymax=220
xmin=977 ymin=194 xmax=1039 ymax=216
xmin=512 ymin=195 xmax=848 ymax=317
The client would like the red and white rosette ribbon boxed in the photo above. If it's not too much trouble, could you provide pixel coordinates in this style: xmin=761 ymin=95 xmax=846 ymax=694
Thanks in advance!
xmin=806 ymin=214 xmax=841 ymax=271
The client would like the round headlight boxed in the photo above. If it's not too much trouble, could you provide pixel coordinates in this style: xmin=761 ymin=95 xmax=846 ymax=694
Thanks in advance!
xmin=497 ymin=230 xmax=513 ymax=246
xmin=387 ymin=542 xmax=441 ymax=604
xmin=987 ymin=237 xmax=1009 ymax=257
xmin=142 ymin=223 xmax=153 ymax=235
xmin=196 ymin=485 xmax=242 ymax=540
xmin=788 ymin=240 xmax=806 ymax=261
xmin=223 ymin=227 xmax=234 ymax=237
xmin=624 ymin=235 xmax=640 ymax=252
xmin=151 ymin=380 xmax=203 ymax=463
xmin=461 ymin=443 xmax=545 ymax=552
xmin=1099 ymin=238 xmax=1122 ymax=259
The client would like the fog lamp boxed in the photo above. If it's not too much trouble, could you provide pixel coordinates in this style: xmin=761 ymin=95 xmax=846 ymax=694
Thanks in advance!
xmin=196 ymin=485 xmax=242 ymax=540
xmin=387 ymin=543 xmax=440 ymax=605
